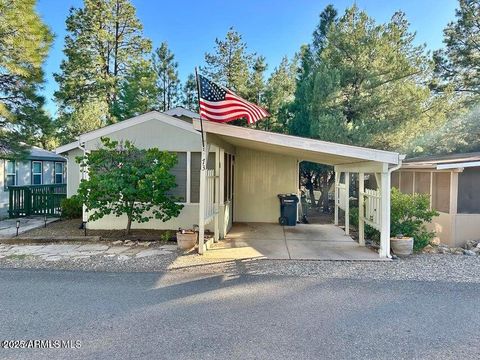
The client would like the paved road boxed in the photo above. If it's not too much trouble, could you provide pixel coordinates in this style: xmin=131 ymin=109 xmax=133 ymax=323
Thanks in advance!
xmin=0 ymin=269 xmax=479 ymax=360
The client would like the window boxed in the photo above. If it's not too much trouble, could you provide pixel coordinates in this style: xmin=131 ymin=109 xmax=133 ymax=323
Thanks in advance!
xmin=168 ymin=153 xmax=187 ymax=202
xmin=4 ymin=160 xmax=16 ymax=188
xmin=55 ymin=162 xmax=64 ymax=184
xmin=32 ymin=161 xmax=42 ymax=185
xmin=432 ymin=172 xmax=450 ymax=213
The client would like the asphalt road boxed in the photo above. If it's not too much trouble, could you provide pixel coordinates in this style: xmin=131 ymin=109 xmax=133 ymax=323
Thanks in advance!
xmin=0 ymin=269 xmax=479 ymax=360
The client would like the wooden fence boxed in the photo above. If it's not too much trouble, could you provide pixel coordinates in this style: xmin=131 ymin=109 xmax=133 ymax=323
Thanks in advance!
xmin=9 ymin=184 xmax=66 ymax=218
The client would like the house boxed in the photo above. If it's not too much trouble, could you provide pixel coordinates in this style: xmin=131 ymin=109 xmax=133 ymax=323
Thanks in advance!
xmin=56 ymin=107 xmax=402 ymax=258
xmin=393 ymin=152 xmax=480 ymax=248
xmin=1 ymin=146 xmax=67 ymax=218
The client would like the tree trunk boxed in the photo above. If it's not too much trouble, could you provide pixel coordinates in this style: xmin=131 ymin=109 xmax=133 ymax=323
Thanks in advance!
xmin=126 ymin=216 xmax=132 ymax=235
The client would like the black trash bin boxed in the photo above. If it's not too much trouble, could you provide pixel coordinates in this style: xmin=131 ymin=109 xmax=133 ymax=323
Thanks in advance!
xmin=277 ymin=193 xmax=299 ymax=226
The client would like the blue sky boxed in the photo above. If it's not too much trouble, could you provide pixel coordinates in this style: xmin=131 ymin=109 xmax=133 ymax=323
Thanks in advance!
xmin=37 ymin=0 xmax=459 ymax=115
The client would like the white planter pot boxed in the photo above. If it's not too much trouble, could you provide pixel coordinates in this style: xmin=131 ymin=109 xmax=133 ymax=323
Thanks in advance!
xmin=390 ymin=237 xmax=414 ymax=256
xmin=176 ymin=232 xmax=197 ymax=250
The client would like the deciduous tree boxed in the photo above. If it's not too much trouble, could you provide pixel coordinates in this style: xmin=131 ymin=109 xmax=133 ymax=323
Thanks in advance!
xmin=77 ymin=138 xmax=183 ymax=234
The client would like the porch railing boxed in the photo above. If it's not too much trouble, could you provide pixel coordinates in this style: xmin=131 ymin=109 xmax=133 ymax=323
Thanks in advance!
xmin=361 ymin=188 xmax=381 ymax=230
xmin=8 ymin=184 xmax=67 ymax=218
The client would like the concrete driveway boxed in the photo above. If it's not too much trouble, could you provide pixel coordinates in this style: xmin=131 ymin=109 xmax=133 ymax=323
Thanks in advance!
xmin=206 ymin=222 xmax=383 ymax=261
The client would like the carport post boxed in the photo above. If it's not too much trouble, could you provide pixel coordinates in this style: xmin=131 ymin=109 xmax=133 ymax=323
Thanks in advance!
xmin=344 ymin=172 xmax=350 ymax=235
xmin=198 ymin=138 xmax=210 ymax=255
xmin=358 ymin=172 xmax=365 ymax=246
xmin=213 ymin=146 xmax=220 ymax=242
xmin=379 ymin=171 xmax=391 ymax=258
xmin=334 ymin=172 xmax=339 ymax=226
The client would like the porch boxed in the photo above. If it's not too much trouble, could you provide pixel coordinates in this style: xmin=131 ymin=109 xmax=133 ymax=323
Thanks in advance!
xmin=204 ymin=222 xmax=386 ymax=261
xmin=194 ymin=119 xmax=403 ymax=259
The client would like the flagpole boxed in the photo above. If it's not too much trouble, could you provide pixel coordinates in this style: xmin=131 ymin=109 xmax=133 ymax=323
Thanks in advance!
xmin=194 ymin=67 xmax=205 ymax=149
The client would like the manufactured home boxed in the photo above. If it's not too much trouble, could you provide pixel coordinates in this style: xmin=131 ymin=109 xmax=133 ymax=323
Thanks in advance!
xmin=56 ymin=107 xmax=402 ymax=258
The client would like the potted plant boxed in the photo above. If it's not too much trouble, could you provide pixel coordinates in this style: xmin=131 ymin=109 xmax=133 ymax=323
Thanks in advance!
xmin=390 ymin=188 xmax=439 ymax=256
xmin=176 ymin=227 xmax=198 ymax=250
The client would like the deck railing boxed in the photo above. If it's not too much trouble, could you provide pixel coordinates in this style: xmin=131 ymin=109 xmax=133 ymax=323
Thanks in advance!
xmin=8 ymin=184 xmax=67 ymax=218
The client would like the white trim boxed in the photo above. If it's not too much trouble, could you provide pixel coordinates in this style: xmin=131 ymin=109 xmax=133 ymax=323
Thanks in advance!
xmin=437 ymin=161 xmax=480 ymax=170
xmin=193 ymin=119 xmax=399 ymax=165
xmin=163 ymin=107 xmax=200 ymax=119
xmin=31 ymin=160 xmax=43 ymax=185
xmin=56 ymin=141 xmax=79 ymax=154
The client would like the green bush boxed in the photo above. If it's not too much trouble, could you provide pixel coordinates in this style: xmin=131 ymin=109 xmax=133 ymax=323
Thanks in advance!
xmin=349 ymin=207 xmax=359 ymax=227
xmin=60 ymin=195 xmax=83 ymax=219
xmin=390 ymin=188 xmax=439 ymax=251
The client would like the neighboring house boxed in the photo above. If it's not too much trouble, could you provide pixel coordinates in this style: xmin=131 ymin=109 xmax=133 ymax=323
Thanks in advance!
xmin=56 ymin=106 xmax=402 ymax=258
xmin=394 ymin=152 xmax=480 ymax=248
xmin=0 ymin=146 xmax=67 ymax=218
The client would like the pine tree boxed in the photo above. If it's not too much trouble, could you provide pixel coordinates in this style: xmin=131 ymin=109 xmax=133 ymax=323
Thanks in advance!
xmin=54 ymin=0 xmax=151 ymax=138
xmin=433 ymin=0 xmax=480 ymax=103
xmin=248 ymin=56 xmax=267 ymax=104
xmin=203 ymin=27 xmax=253 ymax=97
xmin=112 ymin=60 xmax=159 ymax=119
xmin=182 ymin=74 xmax=198 ymax=111
xmin=0 ymin=0 xmax=53 ymax=155
xmin=152 ymin=42 xmax=180 ymax=111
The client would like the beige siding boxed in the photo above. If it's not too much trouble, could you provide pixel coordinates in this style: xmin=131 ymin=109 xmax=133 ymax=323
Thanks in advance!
xmin=454 ymin=214 xmax=480 ymax=248
xmin=87 ymin=203 xmax=213 ymax=231
xmin=425 ymin=212 xmax=454 ymax=247
xmin=84 ymin=118 xmax=201 ymax=152
xmin=65 ymin=148 xmax=84 ymax=197
xmin=234 ymin=147 xmax=298 ymax=223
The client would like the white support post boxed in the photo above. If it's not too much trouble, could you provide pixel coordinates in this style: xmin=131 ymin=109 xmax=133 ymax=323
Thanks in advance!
xmin=219 ymin=148 xmax=225 ymax=239
xmin=213 ymin=147 xmax=220 ymax=242
xmin=344 ymin=171 xmax=350 ymax=235
xmin=379 ymin=171 xmax=391 ymax=258
xmin=334 ymin=171 xmax=339 ymax=226
xmin=358 ymin=172 xmax=365 ymax=246
xmin=198 ymin=137 xmax=209 ymax=255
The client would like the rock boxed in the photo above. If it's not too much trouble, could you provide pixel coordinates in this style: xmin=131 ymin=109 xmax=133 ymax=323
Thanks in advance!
xmin=438 ymin=247 xmax=450 ymax=254
xmin=112 ymin=240 xmax=123 ymax=246
xmin=391 ymin=254 xmax=399 ymax=260
xmin=476 ymin=242 xmax=480 ymax=249
xmin=123 ymin=240 xmax=135 ymax=246
xmin=450 ymin=247 xmax=463 ymax=255
xmin=465 ymin=240 xmax=480 ymax=250
xmin=422 ymin=245 xmax=436 ymax=254
xmin=472 ymin=247 xmax=480 ymax=254
xmin=463 ymin=249 xmax=476 ymax=256
xmin=430 ymin=237 xmax=441 ymax=246
xmin=138 ymin=241 xmax=152 ymax=247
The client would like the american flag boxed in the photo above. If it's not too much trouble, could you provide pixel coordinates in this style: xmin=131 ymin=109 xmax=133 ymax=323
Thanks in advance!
xmin=198 ymin=74 xmax=269 ymax=124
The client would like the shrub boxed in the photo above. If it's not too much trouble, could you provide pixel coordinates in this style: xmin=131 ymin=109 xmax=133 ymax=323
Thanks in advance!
xmin=390 ymin=188 xmax=439 ymax=251
xmin=60 ymin=195 xmax=83 ymax=219
xmin=349 ymin=207 xmax=359 ymax=227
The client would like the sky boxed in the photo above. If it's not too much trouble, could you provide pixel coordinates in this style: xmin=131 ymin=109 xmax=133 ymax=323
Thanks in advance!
xmin=36 ymin=0 xmax=459 ymax=116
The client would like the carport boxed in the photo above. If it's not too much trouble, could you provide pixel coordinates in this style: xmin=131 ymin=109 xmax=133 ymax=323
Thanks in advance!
xmin=193 ymin=119 xmax=403 ymax=259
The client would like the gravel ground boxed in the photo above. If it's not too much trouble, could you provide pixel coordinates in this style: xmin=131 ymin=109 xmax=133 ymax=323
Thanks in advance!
xmin=1 ymin=248 xmax=479 ymax=283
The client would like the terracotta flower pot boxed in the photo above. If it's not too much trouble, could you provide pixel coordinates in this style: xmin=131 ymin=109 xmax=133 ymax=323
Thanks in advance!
xmin=176 ymin=231 xmax=197 ymax=250
xmin=390 ymin=236 xmax=414 ymax=256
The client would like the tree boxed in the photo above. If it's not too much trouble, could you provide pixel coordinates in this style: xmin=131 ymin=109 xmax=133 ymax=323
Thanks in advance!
xmin=112 ymin=60 xmax=158 ymax=119
xmin=182 ymin=73 xmax=198 ymax=111
xmin=247 ymin=56 xmax=267 ymax=104
xmin=262 ymin=56 xmax=297 ymax=132
xmin=289 ymin=5 xmax=446 ymax=211
xmin=433 ymin=0 xmax=480 ymax=103
xmin=203 ymin=27 xmax=253 ymax=97
xmin=152 ymin=42 xmax=180 ymax=111
xmin=54 ymin=0 xmax=151 ymax=131
xmin=77 ymin=137 xmax=183 ymax=234
xmin=412 ymin=105 xmax=480 ymax=155
xmin=0 ymin=0 xmax=53 ymax=155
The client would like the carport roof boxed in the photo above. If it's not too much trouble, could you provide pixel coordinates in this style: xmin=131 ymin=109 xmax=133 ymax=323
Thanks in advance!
xmin=193 ymin=119 xmax=400 ymax=166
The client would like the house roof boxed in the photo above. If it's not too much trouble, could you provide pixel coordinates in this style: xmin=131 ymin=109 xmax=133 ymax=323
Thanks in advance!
xmin=56 ymin=110 xmax=200 ymax=154
xmin=28 ymin=146 xmax=66 ymax=162
xmin=402 ymin=152 xmax=480 ymax=170
xmin=163 ymin=106 xmax=200 ymax=119
xmin=192 ymin=119 xmax=400 ymax=166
